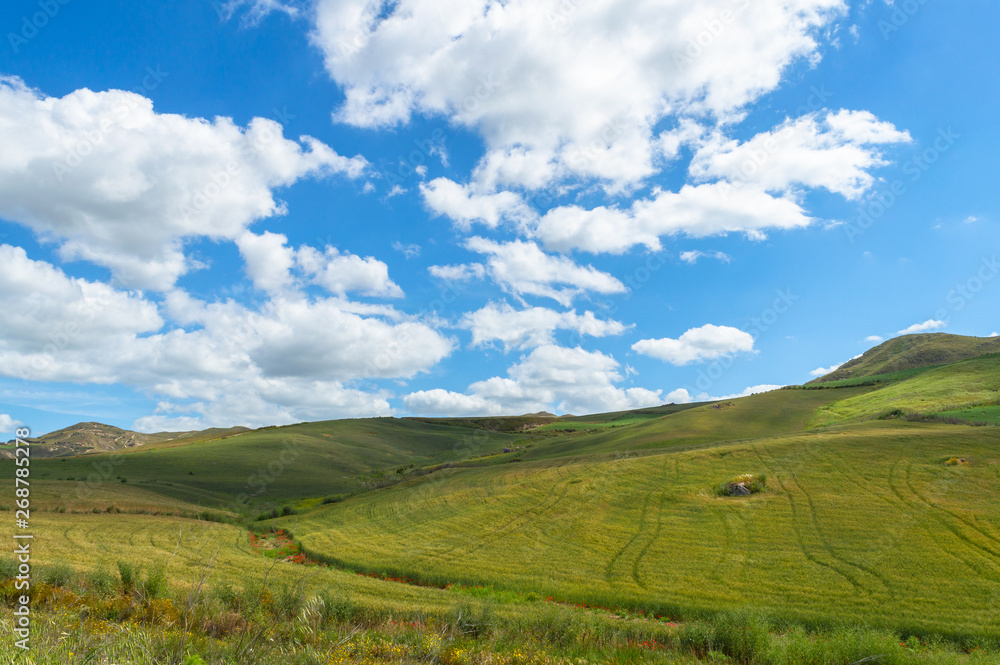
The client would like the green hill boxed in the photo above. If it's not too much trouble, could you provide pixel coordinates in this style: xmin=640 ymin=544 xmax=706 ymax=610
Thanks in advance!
xmin=810 ymin=333 xmax=1000 ymax=383
xmin=810 ymin=354 xmax=1000 ymax=427
xmin=0 ymin=422 xmax=249 ymax=459
xmin=22 ymin=417 xmax=524 ymax=511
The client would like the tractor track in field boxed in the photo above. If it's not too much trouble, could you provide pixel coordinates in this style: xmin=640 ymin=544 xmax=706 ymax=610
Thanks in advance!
xmin=887 ymin=458 xmax=1000 ymax=580
xmin=432 ymin=467 xmax=581 ymax=564
xmin=751 ymin=446 xmax=864 ymax=592
xmin=604 ymin=456 xmax=672 ymax=587
xmin=903 ymin=462 xmax=1000 ymax=561
xmin=784 ymin=466 xmax=895 ymax=598
xmin=604 ymin=490 xmax=654 ymax=583
xmin=630 ymin=491 xmax=667 ymax=589
xmin=905 ymin=463 xmax=1000 ymax=551
xmin=629 ymin=457 xmax=678 ymax=589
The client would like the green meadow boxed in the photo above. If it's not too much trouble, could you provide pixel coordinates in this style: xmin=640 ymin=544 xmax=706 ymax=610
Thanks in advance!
xmin=3 ymin=335 xmax=1000 ymax=663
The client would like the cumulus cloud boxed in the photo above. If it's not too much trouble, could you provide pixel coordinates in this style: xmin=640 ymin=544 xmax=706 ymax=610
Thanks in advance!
xmin=0 ymin=414 xmax=24 ymax=434
xmin=0 ymin=77 xmax=366 ymax=290
xmin=689 ymin=110 xmax=911 ymax=199
xmin=632 ymin=324 xmax=755 ymax=366
xmin=404 ymin=345 xmax=662 ymax=417
xmin=897 ymin=319 xmax=946 ymax=335
xmin=421 ymin=178 xmax=534 ymax=230
xmin=313 ymin=0 xmax=846 ymax=191
xmin=462 ymin=302 xmax=628 ymax=351
xmin=533 ymin=183 xmax=813 ymax=254
xmin=0 ymin=247 xmax=452 ymax=429
xmin=865 ymin=335 xmax=884 ymax=343
xmin=236 ymin=232 xmax=404 ymax=298
xmin=463 ymin=237 xmax=625 ymax=306
xmin=809 ymin=364 xmax=841 ymax=377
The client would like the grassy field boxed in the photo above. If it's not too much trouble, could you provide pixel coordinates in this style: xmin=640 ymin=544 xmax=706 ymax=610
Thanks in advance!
xmin=517 ymin=387 xmax=872 ymax=460
xmin=14 ymin=417 xmax=523 ymax=512
xmin=810 ymin=355 xmax=1000 ymax=426
xmin=936 ymin=405 xmax=1000 ymax=425
xmin=4 ymin=336 xmax=1000 ymax=663
xmin=273 ymin=421 xmax=1000 ymax=639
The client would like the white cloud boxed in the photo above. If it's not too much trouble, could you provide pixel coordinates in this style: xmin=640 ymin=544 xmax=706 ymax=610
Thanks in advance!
xmin=989 ymin=332 xmax=999 ymax=338
xmin=404 ymin=345 xmax=662 ymax=417
xmin=689 ymin=110 xmax=911 ymax=199
xmin=0 ymin=247 xmax=453 ymax=429
xmin=392 ymin=241 xmax=421 ymax=259
xmin=464 ymin=237 xmax=625 ymax=306
xmin=897 ymin=319 xmax=946 ymax=335
xmin=865 ymin=335 xmax=884 ymax=343
xmin=236 ymin=231 xmax=297 ymax=293
xmin=218 ymin=0 xmax=303 ymax=25
xmin=706 ymin=384 xmax=784 ymax=400
xmin=428 ymin=263 xmax=486 ymax=282
xmin=0 ymin=77 xmax=366 ymax=290
xmin=810 ymin=364 xmax=841 ymax=377
xmin=312 ymin=0 xmax=847 ymax=191
xmin=533 ymin=183 xmax=813 ymax=254
xmin=297 ymin=246 xmax=404 ymax=298
xmin=236 ymin=232 xmax=404 ymax=298
xmin=632 ymin=324 xmax=755 ymax=366
xmin=0 ymin=414 xmax=24 ymax=435
xmin=462 ymin=302 xmax=628 ymax=351
xmin=420 ymin=178 xmax=534 ymax=230
xmin=680 ymin=250 xmax=731 ymax=264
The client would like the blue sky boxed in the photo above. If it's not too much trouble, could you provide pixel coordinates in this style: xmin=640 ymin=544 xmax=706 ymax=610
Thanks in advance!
xmin=0 ymin=0 xmax=997 ymax=435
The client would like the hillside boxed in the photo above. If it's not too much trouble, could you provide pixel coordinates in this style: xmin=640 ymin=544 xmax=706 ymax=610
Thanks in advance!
xmin=21 ymin=417 xmax=524 ymax=510
xmin=0 ymin=422 xmax=249 ymax=459
xmin=810 ymin=353 xmax=1000 ymax=427
xmin=810 ymin=333 xmax=1000 ymax=383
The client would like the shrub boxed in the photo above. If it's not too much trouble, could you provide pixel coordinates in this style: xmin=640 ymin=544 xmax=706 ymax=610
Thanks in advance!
xmin=0 ymin=557 xmax=18 ymax=580
xmin=117 ymin=561 xmax=138 ymax=593
xmin=715 ymin=474 xmax=767 ymax=497
xmin=40 ymin=563 xmax=74 ymax=587
xmin=142 ymin=564 xmax=168 ymax=599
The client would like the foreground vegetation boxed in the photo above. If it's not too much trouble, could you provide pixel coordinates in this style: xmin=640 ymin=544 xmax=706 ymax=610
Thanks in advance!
xmin=3 ymin=535 xmax=999 ymax=664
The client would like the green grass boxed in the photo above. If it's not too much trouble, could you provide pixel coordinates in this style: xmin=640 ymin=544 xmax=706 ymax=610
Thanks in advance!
xmin=519 ymin=387 xmax=872 ymax=460
xmin=3 ymin=513 xmax=998 ymax=664
xmin=810 ymin=333 xmax=1000 ymax=384
xmin=15 ymin=417 xmax=523 ymax=511
xmin=274 ymin=422 xmax=1000 ymax=640
xmin=797 ymin=365 xmax=941 ymax=389
xmin=811 ymin=355 xmax=1000 ymax=427
xmin=935 ymin=405 xmax=1000 ymax=425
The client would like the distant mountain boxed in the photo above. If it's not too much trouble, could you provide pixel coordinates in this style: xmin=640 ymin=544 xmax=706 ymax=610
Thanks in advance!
xmin=0 ymin=422 xmax=248 ymax=458
xmin=809 ymin=333 xmax=1000 ymax=384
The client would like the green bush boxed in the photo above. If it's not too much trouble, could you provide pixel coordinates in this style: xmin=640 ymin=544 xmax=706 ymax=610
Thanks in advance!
xmin=715 ymin=474 xmax=767 ymax=497
xmin=40 ymin=563 xmax=74 ymax=588
xmin=117 ymin=561 xmax=138 ymax=593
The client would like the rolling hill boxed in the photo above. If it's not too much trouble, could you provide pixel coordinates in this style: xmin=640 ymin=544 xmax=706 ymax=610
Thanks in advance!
xmin=0 ymin=421 xmax=249 ymax=459
xmin=810 ymin=333 xmax=1000 ymax=383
